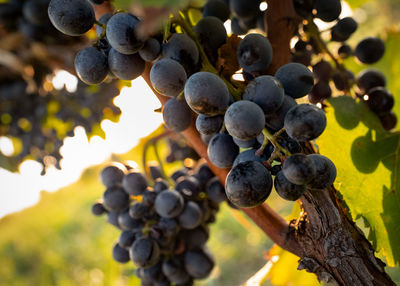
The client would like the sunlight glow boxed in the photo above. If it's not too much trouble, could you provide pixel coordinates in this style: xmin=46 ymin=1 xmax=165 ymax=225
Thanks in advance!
xmin=0 ymin=75 xmax=163 ymax=218
xmin=259 ymin=2 xmax=268 ymax=12
xmin=0 ymin=136 xmax=14 ymax=156
xmin=224 ymin=19 xmax=232 ymax=35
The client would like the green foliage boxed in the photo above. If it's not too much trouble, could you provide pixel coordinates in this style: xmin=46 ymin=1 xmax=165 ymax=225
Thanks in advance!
xmin=317 ymin=96 xmax=400 ymax=267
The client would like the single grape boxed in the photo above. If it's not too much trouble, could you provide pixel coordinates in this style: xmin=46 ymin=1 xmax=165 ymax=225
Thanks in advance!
xmin=332 ymin=70 xmax=355 ymax=91
xmin=237 ymin=33 xmax=273 ymax=73
xmin=113 ymin=243 xmax=130 ymax=263
xmin=330 ymin=17 xmax=358 ymax=42
xmin=274 ymin=171 xmax=306 ymax=201
xmin=225 ymin=161 xmax=273 ymax=208
xmin=140 ymin=263 xmax=166 ymax=284
xmin=194 ymin=16 xmax=227 ymax=61
xmin=195 ymin=115 xmax=223 ymax=135
xmin=48 ymin=0 xmax=95 ymax=36
xmin=162 ymin=98 xmax=192 ymax=132
xmin=379 ymin=112 xmax=397 ymax=131
xmin=122 ymin=170 xmax=148 ymax=196
xmin=162 ymin=257 xmax=191 ymax=285
xmin=207 ymin=133 xmax=239 ymax=168
xmin=153 ymin=178 xmax=169 ymax=193
xmin=95 ymin=13 xmax=112 ymax=38
xmin=282 ymin=153 xmax=316 ymax=185
xmin=284 ymin=104 xmax=327 ymax=142
xmin=184 ymin=72 xmax=230 ymax=116
xmin=100 ymin=165 xmax=125 ymax=187
xmin=184 ymin=249 xmax=215 ymax=279
xmin=108 ymin=48 xmax=145 ymax=80
xmin=203 ymin=0 xmax=230 ymax=22
xmin=366 ymin=87 xmax=394 ymax=114
xmin=338 ymin=44 xmax=352 ymax=59
xmin=275 ymin=63 xmax=314 ymax=99
xmin=178 ymin=201 xmax=203 ymax=229
xmin=176 ymin=176 xmax=201 ymax=199
xmin=356 ymin=68 xmax=386 ymax=94
xmin=206 ymin=177 xmax=227 ymax=203
xmin=130 ymin=237 xmax=161 ymax=268
xmin=162 ymin=33 xmax=199 ymax=75
xmin=243 ymin=75 xmax=285 ymax=114
xmin=355 ymin=37 xmax=385 ymax=64
xmin=195 ymin=163 xmax=215 ymax=183
xmin=180 ymin=226 xmax=210 ymax=250
xmin=233 ymin=137 xmax=258 ymax=148
xmin=157 ymin=217 xmax=180 ymax=237
xmin=74 ymin=47 xmax=108 ymax=85
xmin=129 ymin=202 xmax=151 ymax=219
xmin=308 ymin=81 xmax=332 ymax=104
xmin=154 ymin=190 xmax=185 ymax=218
xmin=230 ymin=0 xmax=261 ymax=20
xmin=106 ymin=12 xmax=143 ymax=55
xmin=119 ymin=230 xmax=136 ymax=248
xmin=312 ymin=60 xmax=332 ymax=82
xmin=150 ymin=59 xmax=187 ymax=98
xmin=91 ymin=202 xmax=106 ymax=216
xmin=314 ymin=0 xmax=341 ymax=22
xmin=307 ymin=154 xmax=337 ymax=189
xmin=224 ymin=100 xmax=265 ymax=140
xmin=139 ymin=38 xmax=161 ymax=62
xmin=102 ymin=186 xmax=130 ymax=212
xmin=233 ymin=148 xmax=268 ymax=167
xmin=106 ymin=211 xmax=121 ymax=228
xmin=118 ymin=211 xmax=144 ymax=231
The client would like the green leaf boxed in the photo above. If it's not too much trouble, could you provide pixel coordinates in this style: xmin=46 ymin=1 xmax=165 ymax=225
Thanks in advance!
xmin=317 ymin=96 xmax=400 ymax=266
xmin=265 ymin=245 xmax=320 ymax=286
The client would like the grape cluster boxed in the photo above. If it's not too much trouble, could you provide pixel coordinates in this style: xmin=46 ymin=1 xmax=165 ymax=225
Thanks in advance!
xmin=165 ymin=138 xmax=200 ymax=164
xmin=291 ymin=0 xmax=396 ymax=130
xmin=92 ymin=162 xmax=229 ymax=285
xmin=0 ymin=0 xmax=80 ymax=44
xmin=0 ymin=63 xmax=120 ymax=172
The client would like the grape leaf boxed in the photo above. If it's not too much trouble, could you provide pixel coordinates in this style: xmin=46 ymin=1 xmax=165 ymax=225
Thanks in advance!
xmin=317 ymin=96 xmax=400 ymax=266
xmin=265 ymin=245 xmax=320 ymax=286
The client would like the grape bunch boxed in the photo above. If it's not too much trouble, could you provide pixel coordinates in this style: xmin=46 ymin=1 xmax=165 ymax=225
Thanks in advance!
xmin=291 ymin=0 xmax=396 ymax=130
xmin=92 ymin=162 xmax=229 ymax=285
xmin=0 ymin=0 xmax=81 ymax=44
xmin=0 ymin=62 xmax=120 ymax=172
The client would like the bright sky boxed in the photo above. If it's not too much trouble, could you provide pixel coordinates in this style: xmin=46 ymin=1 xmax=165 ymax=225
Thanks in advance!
xmin=0 ymin=74 xmax=162 ymax=218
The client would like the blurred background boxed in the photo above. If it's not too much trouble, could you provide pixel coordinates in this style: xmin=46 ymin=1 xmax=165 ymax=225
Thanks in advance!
xmin=1 ymin=0 xmax=400 ymax=285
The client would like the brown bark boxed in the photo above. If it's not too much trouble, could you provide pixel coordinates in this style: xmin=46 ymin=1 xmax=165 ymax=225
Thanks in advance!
xmin=142 ymin=0 xmax=396 ymax=284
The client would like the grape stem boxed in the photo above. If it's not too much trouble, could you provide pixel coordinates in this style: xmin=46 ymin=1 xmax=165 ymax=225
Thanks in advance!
xmin=173 ymin=13 xmax=243 ymax=101
xmin=257 ymin=128 xmax=290 ymax=157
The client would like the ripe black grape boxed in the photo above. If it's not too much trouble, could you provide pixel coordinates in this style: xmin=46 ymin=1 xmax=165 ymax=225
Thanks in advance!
xmin=154 ymin=190 xmax=185 ymax=218
xmin=184 ymin=72 xmax=230 ymax=116
xmin=123 ymin=170 xmax=148 ymax=196
xmin=274 ymin=171 xmax=306 ymax=201
xmin=74 ymin=47 xmax=109 ymax=85
xmin=206 ymin=177 xmax=227 ymax=203
xmin=113 ymin=243 xmax=130 ymax=263
xmin=230 ymin=0 xmax=261 ymax=20
xmin=355 ymin=37 xmax=385 ymax=64
xmin=224 ymin=100 xmax=265 ymax=140
xmin=379 ymin=112 xmax=397 ymax=131
xmin=106 ymin=12 xmax=143 ymax=55
xmin=195 ymin=115 xmax=223 ymax=135
xmin=178 ymin=201 xmax=203 ymax=229
xmin=202 ymin=0 xmax=230 ymax=22
xmin=237 ymin=33 xmax=273 ymax=74
xmin=357 ymin=68 xmax=386 ymax=94
xmin=119 ymin=231 xmax=136 ymax=248
xmin=162 ymin=98 xmax=193 ymax=132
xmin=307 ymin=154 xmax=337 ymax=189
xmin=162 ymin=257 xmax=191 ymax=284
xmin=265 ymin=95 xmax=298 ymax=131
xmin=243 ymin=75 xmax=285 ymax=114
xmin=284 ymin=104 xmax=327 ymax=142
xmin=275 ymin=63 xmax=314 ymax=99
xmin=48 ymin=0 xmax=95 ymax=36
xmin=330 ymin=17 xmax=358 ymax=42
xmin=308 ymin=81 xmax=332 ymax=104
xmin=314 ymin=0 xmax=341 ymax=22
xmin=282 ymin=153 xmax=315 ymax=185
xmin=139 ymin=38 xmax=161 ymax=62
xmin=103 ymin=186 xmax=130 ymax=212
xmin=130 ymin=237 xmax=161 ymax=268
xmin=207 ymin=133 xmax=239 ymax=168
xmin=108 ymin=48 xmax=145 ymax=80
xmin=184 ymin=249 xmax=215 ymax=279
xmin=225 ymin=161 xmax=272 ymax=208
xmin=150 ymin=59 xmax=187 ymax=97
xmin=92 ymin=202 xmax=106 ymax=216
xmin=100 ymin=165 xmax=125 ymax=188
xmin=366 ymin=87 xmax=394 ymax=114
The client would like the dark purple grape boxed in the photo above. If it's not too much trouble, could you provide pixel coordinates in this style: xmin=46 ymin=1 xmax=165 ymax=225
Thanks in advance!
xmin=314 ymin=0 xmax=341 ymax=22
xmin=100 ymin=165 xmax=125 ymax=188
xmin=379 ymin=112 xmax=397 ymax=131
xmin=113 ymin=243 xmax=130 ymax=263
xmin=103 ymin=186 xmax=130 ymax=212
xmin=366 ymin=87 xmax=394 ymax=114
xmin=275 ymin=63 xmax=314 ymax=99
xmin=207 ymin=133 xmax=239 ymax=168
xmin=123 ymin=170 xmax=148 ymax=196
xmin=154 ymin=190 xmax=185 ymax=218
xmin=356 ymin=68 xmax=386 ymax=94
xmin=163 ymin=98 xmax=192 ymax=132
xmin=178 ymin=201 xmax=203 ymax=229
xmin=225 ymin=161 xmax=272 ymax=208
xmin=307 ymin=154 xmax=337 ymax=189
xmin=92 ymin=202 xmax=106 ymax=216
xmin=282 ymin=153 xmax=315 ymax=185
xmin=184 ymin=249 xmax=215 ymax=279
xmin=130 ymin=237 xmax=161 ymax=268
xmin=355 ymin=37 xmax=385 ymax=64
xmin=274 ymin=171 xmax=306 ymax=201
